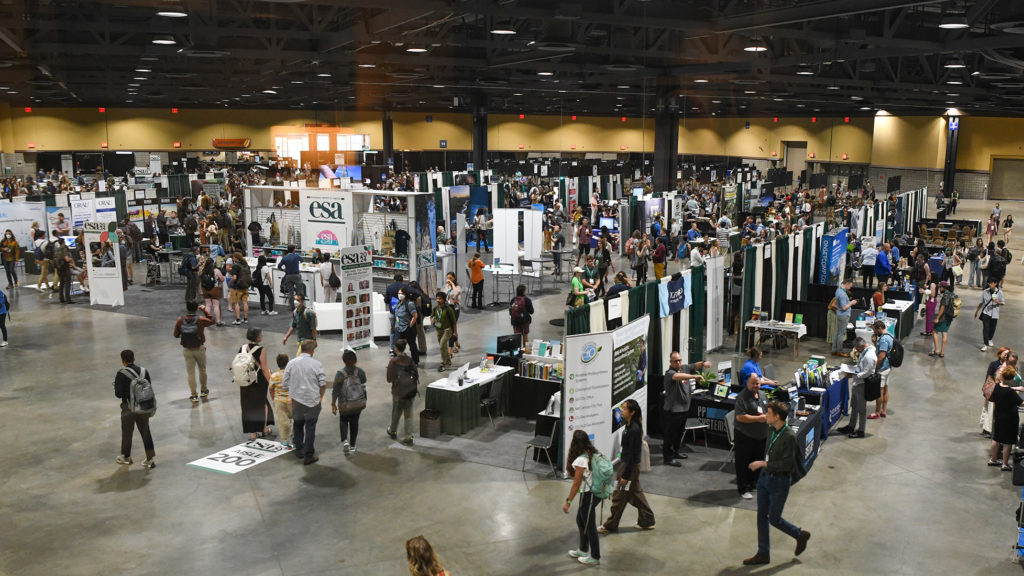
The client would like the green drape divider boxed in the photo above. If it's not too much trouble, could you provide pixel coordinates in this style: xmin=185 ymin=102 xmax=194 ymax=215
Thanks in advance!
xmin=800 ymin=228 xmax=814 ymax=300
xmin=688 ymin=265 xmax=707 ymax=363
xmin=644 ymin=282 xmax=663 ymax=376
xmin=496 ymin=181 xmax=505 ymax=209
xmin=626 ymin=285 xmax=647 ymax=320
xmin=565 ymin=305 xmax=590 ymax=336
xmin=728 ymin=231 xmax=742 ymax=254
xmin=774 ymin=236 xmax=789 ymax=320
xmin=442 ymin=172 xmax=454 ymax=187
xmin=738 ymin=251 xmax=757 ymax=352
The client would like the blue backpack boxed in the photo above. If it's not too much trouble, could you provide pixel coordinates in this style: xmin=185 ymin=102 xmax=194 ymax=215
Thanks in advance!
xmin=588 ymin=453 xmax=615 ymax=499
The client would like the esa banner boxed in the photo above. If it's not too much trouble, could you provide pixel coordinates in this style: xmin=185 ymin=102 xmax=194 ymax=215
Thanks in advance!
xmin=561 ymin=315 xmax=650 ymax=470
xmin=299 ymin=189 xmax=354 ymax=255
xmin=339 ymin=244 xmax=374 ymax=350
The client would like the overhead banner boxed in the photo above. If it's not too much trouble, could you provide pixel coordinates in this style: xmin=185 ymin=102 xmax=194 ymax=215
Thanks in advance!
xmin=339 ymin=244 xmax=374 ymax=350
xmin=82 ymin=221 xmax=124 ymax=307
xmin=562 ymin=315 xmax=650 ymax=470
xmin=299 ymin=189 xmax=354 ymax=256
xmin=187 ymin=439 xmax=291 ymax=475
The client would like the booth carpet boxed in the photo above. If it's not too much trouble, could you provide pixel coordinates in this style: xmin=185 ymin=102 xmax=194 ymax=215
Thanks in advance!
xmin=413 ymin=420 xmax=758 ymax=511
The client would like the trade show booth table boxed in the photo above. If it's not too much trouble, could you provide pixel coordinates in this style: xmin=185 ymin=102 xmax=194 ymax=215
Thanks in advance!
xmin=425 ymin=366 xmax=514 ymax=435
xmin=800 ymin=376 xmax=849 ymax=439
xmin=744 ymin=320 xmax=808 ymax=359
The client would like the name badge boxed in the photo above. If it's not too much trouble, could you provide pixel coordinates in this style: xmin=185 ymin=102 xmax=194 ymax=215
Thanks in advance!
xmin=756 ymin=406 xmax=764 ymax=414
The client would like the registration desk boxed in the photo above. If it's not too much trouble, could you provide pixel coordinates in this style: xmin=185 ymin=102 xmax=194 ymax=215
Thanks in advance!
xmin=425 ymin=366 xmax=514 ymax=435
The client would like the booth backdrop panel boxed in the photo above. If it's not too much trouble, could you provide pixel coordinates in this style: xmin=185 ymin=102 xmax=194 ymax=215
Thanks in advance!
xmin=774 ymin=235 xmax=790 ymax=321
xmin=705 ymin=255 xmax=725 ymax=351
xmin=566 ymin=305 xmax=590 ymax=336
xmin=738 ymin=249 xmax=757 ymax=352
xmin=493 ymin=208 xmax=519 ymax=272
xmin=688 ymin=264 xmax=706 ymax=363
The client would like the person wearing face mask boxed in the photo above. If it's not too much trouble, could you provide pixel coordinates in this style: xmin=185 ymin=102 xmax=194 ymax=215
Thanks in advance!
xmin=282 ymin=293 xmax=318 ymax=356
xmin=393 ymin=287 xmax=421 ymax=365
xmin=1 ymin=229 xmax=20 ymax=289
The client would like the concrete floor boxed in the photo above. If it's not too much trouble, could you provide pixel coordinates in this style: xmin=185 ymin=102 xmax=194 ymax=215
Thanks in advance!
xmin=1 ymin=199 xmax=1023 ymax=575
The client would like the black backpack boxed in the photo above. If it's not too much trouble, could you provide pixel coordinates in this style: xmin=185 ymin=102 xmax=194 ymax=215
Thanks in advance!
xmin=234 ymin=263 xmax=251 ymax=290
xmin=989 ymin=253 xmax=1007 ymax=278
xmin=328 ymin=267 xmax=341 ymax=289
xmin=882 ymin=334 xmax=904 ymax=368
xmin=44 ymin=240 xmax=55 ymax=260
xmin=179 ymin=315 xmax=201 ymax=348
xmin=201 ymin=272 xmax=217 ymax=291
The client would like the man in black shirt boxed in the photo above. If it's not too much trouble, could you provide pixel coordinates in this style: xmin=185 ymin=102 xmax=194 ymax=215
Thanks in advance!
xmin=662 ymin=353 xmax=710 ymax=467
xmin=113 ymin=349 xmax=156 ymax=469
xmin=733 ymin=370 xmax=769 ymax=499
xmin=551 ymin=224 xmax=565 ymax=276
xmin=743 ymin=401 xmax=811 ymax=565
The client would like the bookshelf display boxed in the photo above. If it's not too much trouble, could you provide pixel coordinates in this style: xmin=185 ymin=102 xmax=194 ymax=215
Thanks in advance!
xmin=509 ymin=339 xmax=564 ymax=418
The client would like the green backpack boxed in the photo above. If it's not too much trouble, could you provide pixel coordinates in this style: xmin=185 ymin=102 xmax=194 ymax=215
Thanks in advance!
xmin=588 ymin=453 xmax=615 ymax=499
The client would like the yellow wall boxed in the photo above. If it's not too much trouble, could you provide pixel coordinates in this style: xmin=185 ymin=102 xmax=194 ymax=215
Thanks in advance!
xmin=870 ymin=114 xmax=946 ymax=169
xmin=0 ymin=103 xmax=12 ymax=154
xmin=393 ymin=112 xmax=473 ymax=150
xmin=0 ymin=107 xmax=382 ymax=152
xmin=678 ymin=116 xmax=874 ymax=164
xmin=488 ymin=114 xmax=655 ymax=152
xmin=955 ymin=116 xmax=1024 ymax=172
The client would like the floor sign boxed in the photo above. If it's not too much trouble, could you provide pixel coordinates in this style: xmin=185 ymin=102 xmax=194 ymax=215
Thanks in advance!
xmin=187 ymin=439 xmax=291 ymax=474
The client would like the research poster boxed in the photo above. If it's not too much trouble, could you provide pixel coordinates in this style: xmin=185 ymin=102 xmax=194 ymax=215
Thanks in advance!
xmin=339 ymin=244 xmax=374 ymax=350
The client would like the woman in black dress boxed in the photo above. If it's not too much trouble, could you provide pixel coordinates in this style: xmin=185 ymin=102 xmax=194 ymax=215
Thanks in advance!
xmin=239 ymin=327 xmax=275 ymax=440
xmin=987 ymin=366 xmax=1024 ymax=471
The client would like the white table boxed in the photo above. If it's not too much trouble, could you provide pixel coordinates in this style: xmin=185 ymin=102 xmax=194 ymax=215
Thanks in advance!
xmin=483 ymin=265 xmax=517 ymax=305
xmin=744 ymin=320 xmax=808 ymax=359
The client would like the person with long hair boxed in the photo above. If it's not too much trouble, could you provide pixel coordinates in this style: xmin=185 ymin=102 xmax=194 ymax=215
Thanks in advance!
xmin=252 ymin=255 xmax=278 ymax=316
xmin=599 ymin=398 xmax=656 ymax=533
xmin=443 ymin=272 xmax=461 ymax=355
xmin=563 ymin=429 xmax=602 ymax=566
xmin=405 ymin=535 xmax=450 ymax=576
xmin=238 ymin=327 xmax=274 ymax=441
xmin=199 ymin=257 xmax=225 ymax=326
xmin=1 ymin=228 xmax=20 ymax=289
xmin=987 ymin=366 xmax=1024 ymax=471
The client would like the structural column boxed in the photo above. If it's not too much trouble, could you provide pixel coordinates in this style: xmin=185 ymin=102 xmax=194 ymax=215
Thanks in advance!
xmin=652 ymin=99 xmax=679 ymax=192
xmin=472 ymin=101 xmax=487 ymax=170
xmin=942 ymin=115 xmax=959 ymax=198
xmin=382 ymin=110 xmax=394 ymax=168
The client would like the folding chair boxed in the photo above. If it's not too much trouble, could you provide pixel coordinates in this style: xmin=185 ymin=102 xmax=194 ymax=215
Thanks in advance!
xmin=719 ymin=410 xmax=737 ymax=471
xmin=522 ymin=422 xmax=558 ymax=477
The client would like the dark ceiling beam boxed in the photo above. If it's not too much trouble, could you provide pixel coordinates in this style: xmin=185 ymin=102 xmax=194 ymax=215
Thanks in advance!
xmin=712 ymin=0 xmax=944 ymax=34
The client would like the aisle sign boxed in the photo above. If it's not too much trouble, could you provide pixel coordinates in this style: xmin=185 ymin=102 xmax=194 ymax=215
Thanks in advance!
xmin=187 ymin=439 xmax=291 ymax=475
xmin=339 ymin=244 xmax=374 ymax=350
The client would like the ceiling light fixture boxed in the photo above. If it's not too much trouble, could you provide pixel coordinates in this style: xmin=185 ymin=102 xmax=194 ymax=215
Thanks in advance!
xmin=157 ymin=10 xmax=188 ymax=18
xmin=744 ymin=90 xmax=756 ymax=94
xmin=944 ymin=58 xmax=966 ymax=69
xmin=537 ymin=71 xmax=554 ymax=76
xmin=617 ymin=85 xmax=630 ymax=89
xmin=406 ymin=47 xmax=427 ymax=53
xmin=743 ymin=38 xmax=768 ymax=53
xmin=133 ymin=77 xmax=148 ymax=80
xmin=938 ymin=14 xmax=969 ymax=29
xmin=946 ymin=79 xmax=963 ymax=85
xmin=489 ymin=24 xmax=516 ymax=35
xmin=694 ymin=79 xmax=709 ymax=83
xmin=827 ymin=84 xmax=841 ymax=90
xmin=262 ymin=90 xmax=277 ymax=94
xmin=796 ymin=70 xmax=814 ymax=76
xmin=317 ymin=73 xmax=331 ymax=77
xmin=151 ymin=35 xmax=176 ymax=45
xmin=135 ymin=68 xmax=151 ymax=73
xmin=357 ymin=63 xmax=376 ymax=68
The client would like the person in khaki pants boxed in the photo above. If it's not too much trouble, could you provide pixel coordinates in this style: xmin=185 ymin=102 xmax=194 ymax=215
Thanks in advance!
xmin=432 ymin=291 xmax=458 ymax=372
xmin=599 ymin=399 xmax=656 ymax=533
xmin=172 ymin=301 xmax=215 ymax=403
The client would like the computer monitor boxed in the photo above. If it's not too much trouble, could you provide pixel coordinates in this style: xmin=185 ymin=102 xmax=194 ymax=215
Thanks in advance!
xmin=599 ymin=216 xmax=617 ymax=230
xmin=496 ymin=334 xmax=522 ymax=354
xmin=61 ymin=235 xmax=77 ymax=249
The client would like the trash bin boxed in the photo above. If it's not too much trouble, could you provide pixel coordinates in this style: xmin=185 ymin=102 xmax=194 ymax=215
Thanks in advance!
xmin=420 ymin=409 xmax=441 ymax=439
xmin=23 ymin=254 xmax=38 ymax=275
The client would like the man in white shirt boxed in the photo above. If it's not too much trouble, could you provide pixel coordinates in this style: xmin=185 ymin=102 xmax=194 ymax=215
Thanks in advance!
xmin=976 ymin=278 xmax=1005 ymax=351
xmin=838 ymin=337 xmax=876 ymax=438
xmin=690 ymin=244 xmax=706 ymax=268
xmin=283 ymin=339 xmax=327 ymax=464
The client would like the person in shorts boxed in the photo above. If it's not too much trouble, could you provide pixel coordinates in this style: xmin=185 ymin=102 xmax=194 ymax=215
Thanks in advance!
xmin=930 ymin=281 xmax=954 ymax=358
xmin=869 ymin=320 xmax=894 ymax=419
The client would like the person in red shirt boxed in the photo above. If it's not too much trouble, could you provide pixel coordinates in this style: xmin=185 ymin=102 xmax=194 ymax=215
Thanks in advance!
xmin=172 ymin=301 xmax=216 ymax=403
xmin=467 ymin=253 xmax=486 ymax=310
xmin=652 ymin=238 xmax=668 ymax=280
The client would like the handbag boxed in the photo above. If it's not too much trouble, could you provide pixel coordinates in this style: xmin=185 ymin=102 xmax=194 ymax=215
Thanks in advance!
xmin=338 ymin=400 xmax=366 ymax=415
xmin=980 ymin=255 xmax=991 ymax=270
xmin=864 ymin=373 xmax=882 ymax=402
xmin=828 ymin=297 xmax=838 ymax=311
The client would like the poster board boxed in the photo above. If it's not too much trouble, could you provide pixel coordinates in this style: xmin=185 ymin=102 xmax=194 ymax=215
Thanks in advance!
xmin=94 ymin=197 xmax=117 ymax=224
xmin=339 ymin=245 xmax=374 ymax=350
xmin=0 ymin=201 xmax=47 ymax=247
xmin=299 ymin=189 xmax=354 ymax=256
xmin=70 ymin=198 xmax=95 ymax=229
xmin=562 ymin=315 xmax=650 ymax=470
xmin=82 ymin=221 xmax=124 ymax=307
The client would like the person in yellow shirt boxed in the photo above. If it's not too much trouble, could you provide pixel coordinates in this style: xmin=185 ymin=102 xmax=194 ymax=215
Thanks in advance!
xmin=268 ymin=354 xmax=293 ymax=448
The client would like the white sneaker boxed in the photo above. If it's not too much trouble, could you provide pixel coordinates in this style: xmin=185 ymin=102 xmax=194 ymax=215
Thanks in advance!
xmin=569 ymin=550 xmax=588 ymax=559
xmin=578 ymin=556 xmax=600 ymax=566
xmin=142 ymin=458 xmax=155 ymax=469
xmin=0 ymin=341 xmax=7 ymax=347
xmin=343 ymin=441 xmax=350 ymax=453
xmin=348 ymin=446 xmax=356 ymax=453
xmin=261 ymin=310 xmax=268 ymax=315
xmin=115 ymin=455 xmax=133 ymax=465
xmin=981 ymin=345 xmax=989 ymax=352
xmin=989 ymin=340 xmax=995 ymax=347
xmin=741 ymin=491 xmax=753 ymax=500
xmin=268 ymin=310 xmax=279 ymax=316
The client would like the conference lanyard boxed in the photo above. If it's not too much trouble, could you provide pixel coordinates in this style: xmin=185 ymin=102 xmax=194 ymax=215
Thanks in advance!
xmin=766 ymin=424 xmax=788 ymax=463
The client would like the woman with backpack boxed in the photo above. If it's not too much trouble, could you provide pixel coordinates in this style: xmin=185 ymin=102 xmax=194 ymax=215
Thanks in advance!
xmin=252 ymin=255 xmax=278 ymax=316
xmin=199 ymin=257 xmax=225 ymax=326
xmin=563 ymin=429 xmax=605 ymax=567
xmin=319 ymin=253 xmax=338 ymax=303
xmin=237 ymin=327 xmax=274 ymax=441
xmin=331 ymin=349 xmax=367 ymax=453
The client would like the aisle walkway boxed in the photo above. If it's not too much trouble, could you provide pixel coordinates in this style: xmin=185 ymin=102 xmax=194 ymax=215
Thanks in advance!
xmin=0 ymin=199 xmax=1022 ymax=575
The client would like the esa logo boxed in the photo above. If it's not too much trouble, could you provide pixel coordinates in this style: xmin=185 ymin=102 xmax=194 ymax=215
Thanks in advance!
xmin=581 ymin=342 xmax=602 ymax=364
xmin=309 ymin=201 xmax=344 ymax=221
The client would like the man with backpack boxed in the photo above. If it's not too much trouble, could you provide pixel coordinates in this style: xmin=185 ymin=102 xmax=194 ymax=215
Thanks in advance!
xmin=113 ymin=349 xmax=156 ymax=469
xmin=283 ymin=339 xmax=327 ymax=465
xmin=282 ymin=293 xmax=317 ymax=355
xmin=986 ymin=242 xmax=1007 ymax=287
xmin=509 ymin=284 xmax=535 ymax=344
xmin=869 ymin=319 xmax=899 ymax=420
xmin=173 ymin=302 xmax=216 ymax=403
xmin=229 ymin=253 xmax=251 ymax=325
xmin=32 ymin=230 xmax=53 ymax=294
xmin=386 ymin=338 xmax=418 ymax=446
xmin=432 ymin=291 xmax=458 ymax=373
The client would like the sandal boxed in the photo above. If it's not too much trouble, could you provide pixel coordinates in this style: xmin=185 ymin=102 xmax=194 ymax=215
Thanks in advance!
xmin=988 ymin=460 xmax=1003 ymax=467
xmin=1002 ymin=466 xmax=1013 ymax=472
xmin=928 ymin=352 xmax=937 ymax=357
xmin=938 ymin=353 xmax=944 ymax=358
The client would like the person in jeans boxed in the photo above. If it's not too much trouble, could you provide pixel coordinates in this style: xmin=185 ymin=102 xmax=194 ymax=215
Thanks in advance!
xmin=563 ymin=429 xmax=602 ymax=567
xmin=385 ymin=273 xmax=409 ymax=355
xmin=393 ymin=287 xmax=420 ymax=365
xmin=976 ymin=278 xmax=1005 ymax=351
xmin=33 ymin=230 xmax=52 ymax=293
xmin=183 ymin=245 xmax=201 ymax=304
xmin=831 ymin=279 xmax=859 ymax=357
xmin=276 ymin=244 xmax=303 ymax=311
xmin=734 ymin=369 xmax=768 ymax=499
xmin=467 ymin=253 xmax=485 ymax=310
xmin=742 ymin=401 xmax=811 ymax=565
xmin=113 ymin=349 xmax=156 ymax=469
xmin=172 ymin=301 xmax=216 ymax=403
xmin=599 ymin=399 xmax=655 ymax=533
xmin=662 ymin=354 xmax=710 ymax=467
xmin=331 ymin=350 xmax=367 ymax=453
xmin=838 ymin=337 xmax=876 ymax=438
xmin=52 ymin=235 xmax=74 ymax=304
xmin=252 ymin=255 xmax=278 ymax=316
xmin=432 ymin=291 xmax=458 ymax=372
xmin=283 ymin=339 xmax=327 ymax=465
xmin=387 ymin=339 xmax=418 ymax=446
xmin=268 ymin=353 xmax=292 ymax=449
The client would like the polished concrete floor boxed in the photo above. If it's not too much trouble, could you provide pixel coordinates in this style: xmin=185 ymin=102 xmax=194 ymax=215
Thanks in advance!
xmin=1 ymin=199 xmax=1022 ymax=575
